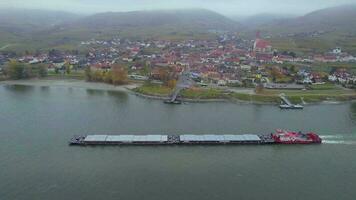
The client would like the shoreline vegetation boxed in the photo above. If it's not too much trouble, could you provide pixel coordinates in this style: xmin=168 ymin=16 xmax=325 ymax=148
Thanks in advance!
xmin=19 ymin=61 xmax=355 ymax=104
xmin=0 ymin=79 xmax=139 ymax=92
xmin=132 ymin=82 xmax=356 ymax=104
xmin=1 ymin=78 xmax=356 ymax=104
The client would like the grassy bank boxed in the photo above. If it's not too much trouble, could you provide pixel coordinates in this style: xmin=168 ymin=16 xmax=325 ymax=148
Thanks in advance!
xmin=259 ymin=87 xmax=356 ymax=103
xmin=133 ymin=83 xmax=356 ymax=103
xmin=132 ymin=84 xmax=228 ymax=99
xmin=132 ymin=84 xmax=173 ymax=96
xmin=181 ymin=88 xmax=228 ymax=99
xmin=47 ymin=71 xmax=85 ymax=80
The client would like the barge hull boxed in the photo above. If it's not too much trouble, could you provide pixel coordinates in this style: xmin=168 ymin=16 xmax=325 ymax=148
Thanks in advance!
xmin=70 ymin=132 xmax=321 ymax=146
xmin=69 ymin=134 xmax=275 ymax=146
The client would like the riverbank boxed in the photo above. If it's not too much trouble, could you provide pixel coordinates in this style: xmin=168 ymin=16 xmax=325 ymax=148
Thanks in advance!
xmin=132 ymin=83 xmax=356 ymax=104
xmin=0 ymin=79 xmax=139 ymax=92
xmin=2 ymin=79 xmax=356 ymax=104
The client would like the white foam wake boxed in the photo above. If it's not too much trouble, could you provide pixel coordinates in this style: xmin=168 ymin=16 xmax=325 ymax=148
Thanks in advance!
xmin=322 ymin=140 xmax=356 ymax=145
xmin=320 ymin=135 xmax=356 ymax=145
xmin=319 ymin=135 xmax=345 ymax=139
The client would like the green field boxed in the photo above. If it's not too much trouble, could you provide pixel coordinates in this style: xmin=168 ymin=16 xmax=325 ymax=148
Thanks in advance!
xmin=180 ymin=88 xmax=227 ymax=99
xmin=258 ymin=87 xmax=356 ymax=103
xmin=132 ymin=84 xmax=173 ymax=96
xmin=133 ymin=83 xmax=356 ymax=103
xmin=270 ymin=33 xmax=356 ymax=55
xmin=133 ymin=84 xmax=228 ymax=99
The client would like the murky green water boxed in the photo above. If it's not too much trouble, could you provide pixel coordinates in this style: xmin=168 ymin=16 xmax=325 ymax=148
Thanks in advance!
xmin=1 ymin=84 xmax=356 ymax=200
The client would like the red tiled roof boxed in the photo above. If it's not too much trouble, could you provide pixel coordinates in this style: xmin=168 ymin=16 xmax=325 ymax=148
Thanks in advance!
xmin=255 ymin=39 xmax=271 ymax=49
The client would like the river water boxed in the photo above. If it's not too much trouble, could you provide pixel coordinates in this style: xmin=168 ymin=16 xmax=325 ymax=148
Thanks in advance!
xmin=1 ymin=84 xmax=356 ymax=200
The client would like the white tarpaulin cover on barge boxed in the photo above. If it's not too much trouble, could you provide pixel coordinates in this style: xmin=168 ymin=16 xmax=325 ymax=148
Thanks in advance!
xmin=84 ymin=135 xmax=168 ymax=143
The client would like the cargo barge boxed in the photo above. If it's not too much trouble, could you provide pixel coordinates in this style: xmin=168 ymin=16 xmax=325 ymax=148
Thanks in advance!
xmin=69 ymin=130 xmax=322 ymax=146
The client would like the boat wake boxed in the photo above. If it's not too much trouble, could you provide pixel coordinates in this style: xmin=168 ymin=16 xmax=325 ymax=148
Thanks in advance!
xmin=320 ymin=135 xmax=356 ymax=145
xmin=319 ymin=135 xmax=344 ymax=139
xmin=322 ymin=140 xmax=356 ymax=145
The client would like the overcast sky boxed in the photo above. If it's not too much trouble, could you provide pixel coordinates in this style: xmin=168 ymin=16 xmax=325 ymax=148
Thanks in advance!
xmin=1 ymin=0 xmax=356 ymax=16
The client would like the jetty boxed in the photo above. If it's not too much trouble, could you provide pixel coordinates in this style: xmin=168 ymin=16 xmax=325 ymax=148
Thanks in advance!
xmin=164 ymin=71 xmax=193 ymax=104
xmin=279 ymin=94 xmax=304 ymax=109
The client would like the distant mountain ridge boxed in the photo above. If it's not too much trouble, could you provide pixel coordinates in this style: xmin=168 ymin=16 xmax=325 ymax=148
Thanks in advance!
xmin=296 ymin=4 xmax=356 ymax=32
xmin=233 ymin=13 xmax=296 ymax=28
xmin=63 ymin=9 xmax=240 ymax=31
xmin=1 ymin=6 xmax=356 ymax=53
xmin=0 ymin=9 xmax=241 ymax=51
xmin=0 ymin=9 xmax=81 ymax=33
xmin=258 ymin=5 xmax=356 ymax=34
xmin=248 ymin=5 xmax=356 ymax=54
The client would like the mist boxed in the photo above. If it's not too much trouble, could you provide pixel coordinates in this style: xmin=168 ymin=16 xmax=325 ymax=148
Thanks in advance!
xmin=1 ymin=0 xmax=356 ymax=16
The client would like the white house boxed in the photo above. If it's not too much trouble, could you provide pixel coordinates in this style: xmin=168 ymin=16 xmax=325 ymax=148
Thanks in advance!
xmin=240 ymin=65 xmax=251 ymax=71
xmin=217 ymin=80 xmax=227 ymax=86
xmin=332 ymin=47 xmax=342 ymax=54
xmin=328 ymin=75 xmax=337 ymax=82
xmin=303 ymin=77 xmax=313 ymax=84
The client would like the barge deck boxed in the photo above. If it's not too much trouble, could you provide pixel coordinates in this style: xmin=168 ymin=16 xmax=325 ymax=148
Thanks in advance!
xmin=70 ymin=134 xmax=276 ymax=145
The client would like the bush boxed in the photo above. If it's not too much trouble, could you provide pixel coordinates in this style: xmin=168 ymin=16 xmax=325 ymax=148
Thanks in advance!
xmin=103 ymin=71 xmax=113 ymax=84
xmin=3 ymin=61 xmax=48 ymax=80
xmin=112 ymin=65 xmax=128 ymax=85
xmin=5 ymin=60 xmax=25 ymax=80
xmin=37 ymin=64 xmax=48 ymax=77
xmin=92 ymin=70 xmax=103 ymax=82
xmin=84 ymin=67 xmax=92 ymax=81
xmin=167 ymin=79 xmax=177 ymax=89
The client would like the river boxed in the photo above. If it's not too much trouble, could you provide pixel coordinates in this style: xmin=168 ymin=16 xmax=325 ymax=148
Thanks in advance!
xmin=1 ymin=83 xmax=356 ymax=200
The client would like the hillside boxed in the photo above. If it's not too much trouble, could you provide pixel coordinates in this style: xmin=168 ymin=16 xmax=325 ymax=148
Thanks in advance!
xmin=234 ymin=13 xmax=296 ymax=29
xmin=0 ymin=9 xmax=81 ymax=29
xmin=265 ymin=5 xmax=356 ymax=34
xmin=76 ymin=9 xmax=238 ymax=30
xmin=0 ymin=9 xmax=240 ymax=52
xmin=0 ymin=9 xmax=82 ymax=48
xmin=3 ymin=6 xmax=356 ymax=54
xmin=46 ymin=9 xmax=240 ymax=41
xmin=0 ymin=10 xmax=80 ymax=37
xmin=253 ymin=5 xmax=356 ymax=54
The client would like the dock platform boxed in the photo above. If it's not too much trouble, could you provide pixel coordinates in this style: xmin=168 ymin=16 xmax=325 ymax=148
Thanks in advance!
xmin=70 ymin=134 xmax=276 ymax=145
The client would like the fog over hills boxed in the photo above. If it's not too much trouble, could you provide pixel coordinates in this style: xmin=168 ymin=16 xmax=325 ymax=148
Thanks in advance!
xmin=0 ymin=9 xmax=240 ymax=50
xmin=252 ymin=4 xmax=356 ymax=34
xmin=2 ymin=5 xmax=356 ymax=38
xmin=80 ymin=9 xmax=237 ymax=29
xmin=0 ymin=9 xmax=81 ymax=32
xmin=2 ymin=0 xmax=356 ymax=16
xmin=1 ymin=5 xmax=356 ymax=52
xmin=232 ymin=13 xmax=297 ymax=28
xmin=295 ymin=4 xmax=356 ymax=32
xmin=246 ymin=4 xmax=356 ymax=54
xmin=0 ymin=9 xmax=82 ymax=47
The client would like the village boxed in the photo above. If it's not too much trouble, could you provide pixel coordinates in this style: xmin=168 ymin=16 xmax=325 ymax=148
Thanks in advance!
xmin=1 ymin=32 xmax=356 ymax=103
